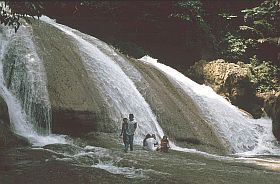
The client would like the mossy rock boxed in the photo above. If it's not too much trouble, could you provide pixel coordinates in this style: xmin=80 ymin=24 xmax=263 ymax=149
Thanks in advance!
xmin=187 ymin=59 xmax=263 ymax=118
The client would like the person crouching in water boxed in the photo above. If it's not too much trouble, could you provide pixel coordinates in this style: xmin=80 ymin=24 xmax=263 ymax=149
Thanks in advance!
xmin=143 ymin=134 xmax=151 ymax=148
xmin=159 ymin=135 xmax=170 ymax=152
xmin=125 ymin=114 xmax=137 ymax=152
xmin=143 ymin=133 xmax=159 ymax=151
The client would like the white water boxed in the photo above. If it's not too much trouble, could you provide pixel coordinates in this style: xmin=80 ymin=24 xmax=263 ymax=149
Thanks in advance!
xmin=1 ymin=17 xmax=279 ymax=178
xmin=2 ymin=15 xmax=278 ymax=157
xmin=41 ymin=17 xmax=280 ymax=156
xmin=41 ymin=16 xmax=165 ymax=144
xmin=0 ymin=23 xmax=66 ymax=146
xmin=139 ymin=56 xmax=280 ymax=155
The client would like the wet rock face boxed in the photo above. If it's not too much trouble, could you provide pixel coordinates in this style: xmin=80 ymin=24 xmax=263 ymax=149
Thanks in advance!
xmin=30 ymin=20 xmax=227 ymax=154
xmin=125 ymin=59 xmax=228 ymax=155
xmin=31 ymin=20 xmax=116 ymax=136
xmin=0 ymin=96 xmax=11 ymax=147
xmin=187 ymin=59 xmax=263 ymax=118
xmin=264 ymin=92 xmax=280 ymax=140
xmin=51 ymin=108 xmax=115 ymax=136
xmin=0 ymin=96 xmax=29 ymax=148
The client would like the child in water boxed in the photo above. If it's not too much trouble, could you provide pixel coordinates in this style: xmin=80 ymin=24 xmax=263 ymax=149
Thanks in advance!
xmin=159 ymin=135 xmax=170 ymax=152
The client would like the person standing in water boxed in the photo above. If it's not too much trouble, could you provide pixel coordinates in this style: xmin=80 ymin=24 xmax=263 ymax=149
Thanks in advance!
xmin=120 ymin=118 xmax=128 ymax=150
xmin=125 ymin=113 xmax=137 ymax=152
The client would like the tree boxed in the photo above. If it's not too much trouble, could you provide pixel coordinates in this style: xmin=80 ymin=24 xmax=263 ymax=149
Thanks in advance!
xmin=217 ymin=0 xmax=280 ymax=63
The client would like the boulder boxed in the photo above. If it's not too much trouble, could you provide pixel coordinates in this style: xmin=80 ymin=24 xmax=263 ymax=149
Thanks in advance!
xmin=263 ymin=92 xmax=280 ymax=140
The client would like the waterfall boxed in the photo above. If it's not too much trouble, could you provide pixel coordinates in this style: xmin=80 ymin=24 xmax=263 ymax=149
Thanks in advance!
xmin=0 ymin=28 xmax=36 ymax=138
xmin=41 ymin=16 xmax=164 ymax=144
xmin=139 ymin=56 xmax=280 ymax=155
xmin=0 ymin=23 xmax=66 ymax=146
xmin=4 ymin=16 xmax=277 ymax=155
xmin=41 ymin=17 xmax=280 ymax=155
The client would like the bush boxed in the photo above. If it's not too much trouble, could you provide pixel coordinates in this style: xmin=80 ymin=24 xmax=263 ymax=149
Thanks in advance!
xmin=249 ymin=56 xmax=280 ymax=93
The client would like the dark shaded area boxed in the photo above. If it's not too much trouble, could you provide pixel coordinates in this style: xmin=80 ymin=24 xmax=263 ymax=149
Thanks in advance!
xmin=0 ymin=96 xmax=29 ymax=148
xmin=40 ymin=0 xmax=278 ymax=70
xmin=51 ymin=109 xmax=109 ymax=136
xmin=3 ymin=1 xmax=279 ymax=72
xmin=40 ymin=1 xmax=205 ymax=71
xmin=264 ymin=93 xmax=280 ymax=140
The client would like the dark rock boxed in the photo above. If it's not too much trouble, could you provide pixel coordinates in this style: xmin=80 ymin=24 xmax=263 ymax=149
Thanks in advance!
xmin=0 ymin=96 xmax=29 ymax=148
xmin=51 ymin=108 xmax=114 ymax=136
xmin=0 ymin=95 xmax=11 ymax=147
xmin=263 ymin=92 xmax=280 ymax=140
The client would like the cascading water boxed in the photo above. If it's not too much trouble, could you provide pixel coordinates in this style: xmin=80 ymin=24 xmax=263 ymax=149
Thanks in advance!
xmin=40 ymin=17 xmax=280 ymax=156
xmin=4 ymin=15 xmax=275 ymax=157
xmin=41 ymin=16 xmax=164 ymax=144
xmin=0 ymin=22 xmax=66 ymax=146
xmin=1 ymin=22 xmax=51 ymax=135
xmin=0 ymin=27 xmax=36 ymax=138
xmin=139 ymin=56 xmax=280 ymax=155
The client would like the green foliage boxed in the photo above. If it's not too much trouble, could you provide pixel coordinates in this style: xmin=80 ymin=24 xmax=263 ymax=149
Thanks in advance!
xmin=223 ymin=33 xmax=247 ymax=60
xmin=170 ymin=0 xmax=204 ymax=23
xmin=242 ymin=0 xmax=280 ymax=37
xmin=221 ymin=33 xmax=258 ymax=61
xmin=170 ymin=13 xmax=191 ymax=21
xmin=171 ymin=0 xmax=216 ymax=55
xmin=0 ymin=1 xmax=43 ymax=32
xmin=249 ymin=56 xmax=280 ymax=93
xmin=216 ymin=0 xmax=280 ymax=63
xmin=218 ymin=13 xmax=237 ymax=20
xmin=0 ymin=3 xmax=20 ymax=32
xmin=177 ymin=0 xmax=203 ymax=20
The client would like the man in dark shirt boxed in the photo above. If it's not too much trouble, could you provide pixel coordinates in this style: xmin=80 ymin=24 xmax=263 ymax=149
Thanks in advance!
xmin=120 ymin=117 xmax=128 ymax=151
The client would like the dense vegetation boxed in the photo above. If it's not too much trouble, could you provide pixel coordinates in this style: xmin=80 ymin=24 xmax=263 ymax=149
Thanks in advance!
xmin=173 ymin=0 xmax=279 ymax=93
xmin=216 ymin=0 xmax=279 ymax=93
